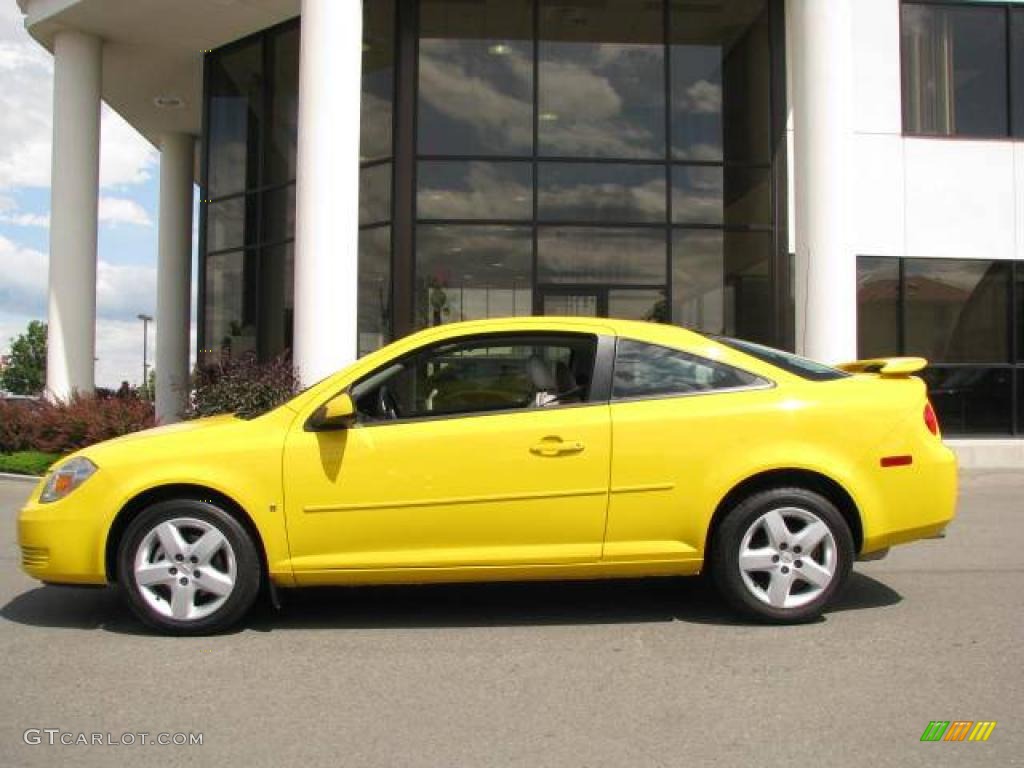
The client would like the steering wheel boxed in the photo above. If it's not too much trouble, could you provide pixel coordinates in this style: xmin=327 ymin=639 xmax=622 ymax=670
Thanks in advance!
xmin=377 ymin=385 xmax=400 ymax=420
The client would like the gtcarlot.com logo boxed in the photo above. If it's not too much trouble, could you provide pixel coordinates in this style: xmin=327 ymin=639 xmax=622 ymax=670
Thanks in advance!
xmin=920 ymin=721 xmax=997 ymax=742
xmin=23 ymin=729 xmax=203 ymax=747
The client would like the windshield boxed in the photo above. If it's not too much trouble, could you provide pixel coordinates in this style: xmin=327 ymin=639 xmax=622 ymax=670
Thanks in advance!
xmin=712 ymin=337 xmax=848 ymax=382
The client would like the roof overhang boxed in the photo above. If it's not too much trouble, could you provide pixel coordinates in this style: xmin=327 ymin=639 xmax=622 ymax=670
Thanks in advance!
xmin=18 ymin=0 xmax=299 ymax=155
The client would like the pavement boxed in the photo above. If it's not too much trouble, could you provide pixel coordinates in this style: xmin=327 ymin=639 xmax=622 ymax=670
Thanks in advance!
xmin=0 ymin=471 xmax=1021 ymax=768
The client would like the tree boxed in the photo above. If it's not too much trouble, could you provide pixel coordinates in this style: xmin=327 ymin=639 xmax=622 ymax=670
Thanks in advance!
xmin=1 ymin=320 xmax=47 ymax=395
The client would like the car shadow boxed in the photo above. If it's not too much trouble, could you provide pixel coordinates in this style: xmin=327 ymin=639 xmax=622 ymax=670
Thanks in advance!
xmin=1 ymin=572 xmax=902 ymax=635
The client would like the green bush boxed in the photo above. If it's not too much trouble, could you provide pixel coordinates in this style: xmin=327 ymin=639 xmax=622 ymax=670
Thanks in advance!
xmin=188 ymin=353 xmax=301 ymax=420
xmin=0 ymin=451 xmax=61 ymax=476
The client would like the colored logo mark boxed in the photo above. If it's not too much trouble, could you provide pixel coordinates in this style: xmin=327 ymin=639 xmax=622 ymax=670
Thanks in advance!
xmin=920 ymin=721 xmax=996 ymax=742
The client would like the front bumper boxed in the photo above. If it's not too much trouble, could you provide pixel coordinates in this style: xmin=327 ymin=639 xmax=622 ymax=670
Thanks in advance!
xmin=17 ymin=481 xmax=110 ymax=586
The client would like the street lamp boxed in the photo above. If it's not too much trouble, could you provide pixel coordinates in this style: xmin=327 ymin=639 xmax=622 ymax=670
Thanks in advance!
xmin=137 ymin=313 xmax=153 ymax=397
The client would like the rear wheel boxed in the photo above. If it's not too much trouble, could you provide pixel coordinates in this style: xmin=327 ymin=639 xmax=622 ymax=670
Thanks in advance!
xmin=117 ymin=499 xmax=261 ymax=635
xmin=711 ymin=488 xmax=854 ymax=623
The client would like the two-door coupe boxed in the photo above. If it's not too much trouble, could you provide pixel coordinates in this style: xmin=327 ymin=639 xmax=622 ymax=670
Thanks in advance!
xmin=18 ymin=318 xmax=956 ymax=633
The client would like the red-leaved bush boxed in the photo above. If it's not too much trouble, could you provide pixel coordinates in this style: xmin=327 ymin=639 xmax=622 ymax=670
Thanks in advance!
xmin=0 ymin=394 xmax=155 ymax=455
xmin=187 ymin=353 xmax=300 ymax=420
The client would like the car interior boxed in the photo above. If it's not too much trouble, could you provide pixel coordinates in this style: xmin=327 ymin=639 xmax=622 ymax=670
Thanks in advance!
xmin=351 ymin=336 xmax=596 ymax=422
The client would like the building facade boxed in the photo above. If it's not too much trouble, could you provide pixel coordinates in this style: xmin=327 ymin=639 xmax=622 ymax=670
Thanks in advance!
xmin=16 ymin=0 xmax=1024 ymax=437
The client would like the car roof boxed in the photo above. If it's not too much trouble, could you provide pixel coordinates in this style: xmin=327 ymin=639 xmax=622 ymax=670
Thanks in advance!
xmin=398 ymin=316 xmax=710 ymax=347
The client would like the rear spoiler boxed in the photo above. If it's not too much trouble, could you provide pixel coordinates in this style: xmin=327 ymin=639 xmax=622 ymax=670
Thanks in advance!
xmin=837 ymin=357 xmax=928 ymax=377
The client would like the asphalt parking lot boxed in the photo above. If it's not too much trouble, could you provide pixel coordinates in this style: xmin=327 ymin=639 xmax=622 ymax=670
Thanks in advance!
xmin=0 ymin=471 xmax=1021 ymax=768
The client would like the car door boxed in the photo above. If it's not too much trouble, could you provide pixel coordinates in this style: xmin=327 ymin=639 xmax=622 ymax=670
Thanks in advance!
xmin=604 ymin=338 xmax=773 ymax=562
xmin=282 ymin=331 xmax=614 ymax=575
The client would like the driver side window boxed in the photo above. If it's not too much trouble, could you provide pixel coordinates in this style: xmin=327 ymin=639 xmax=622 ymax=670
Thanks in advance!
xmin=351 ymin=334 xmax=598 ymax=423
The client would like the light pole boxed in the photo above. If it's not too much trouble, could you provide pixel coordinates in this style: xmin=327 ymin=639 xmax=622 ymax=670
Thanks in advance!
xmin=137 ymin=313 xmax=153 ymax=397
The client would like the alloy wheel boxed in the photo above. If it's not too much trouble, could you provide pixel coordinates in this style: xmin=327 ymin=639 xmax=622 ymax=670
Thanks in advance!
xmin=737 ymin=506 xmax=837 ymax=610
xmin=132 ymin=517 xmax=238 ymax=622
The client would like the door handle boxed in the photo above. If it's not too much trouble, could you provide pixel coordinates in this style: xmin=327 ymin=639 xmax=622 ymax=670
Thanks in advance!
xmin=530 ymin=436 xmax=585 ymax=457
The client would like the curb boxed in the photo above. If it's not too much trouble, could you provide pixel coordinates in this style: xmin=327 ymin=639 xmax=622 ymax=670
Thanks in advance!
xmin=0 ymin=472 xmax=42 ymax=484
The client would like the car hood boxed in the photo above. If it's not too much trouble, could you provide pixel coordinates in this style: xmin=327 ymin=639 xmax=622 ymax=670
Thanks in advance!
xmin=74 ymin=408 xmax=295 ymax=468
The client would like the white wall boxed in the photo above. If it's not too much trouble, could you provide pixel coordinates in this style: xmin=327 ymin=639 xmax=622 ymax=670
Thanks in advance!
xmin=788 ymin=0 xmax=1024 ymax=263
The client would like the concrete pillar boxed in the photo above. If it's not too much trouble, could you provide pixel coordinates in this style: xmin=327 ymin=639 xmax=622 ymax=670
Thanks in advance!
xmin=293 ymin=0 xmax=363 ymax=385
xmin=789 ymin=0 xmax=856 ymax=364
xmin=155 ymin=133 xmax=195 ymax=423
xmin=46 ymin=31 xmax=101 ymax=399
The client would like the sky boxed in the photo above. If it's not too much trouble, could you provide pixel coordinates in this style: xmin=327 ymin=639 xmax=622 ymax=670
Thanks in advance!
xmin=0 ymin=3 xmax=197 ymax=390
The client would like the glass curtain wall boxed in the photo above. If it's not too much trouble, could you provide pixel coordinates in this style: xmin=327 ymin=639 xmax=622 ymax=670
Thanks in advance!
xmin=201 ymin=7 xmax=396 ymax=364
xmin=415 ymin=0 xmax=780 ymax=342
xmin=202 ymin=25 xmax=298 ymax=364
xmin=200 ymin=0 xmax=784 ymax=364
xmin=857 ymin=256 xmax=1024 ymax=436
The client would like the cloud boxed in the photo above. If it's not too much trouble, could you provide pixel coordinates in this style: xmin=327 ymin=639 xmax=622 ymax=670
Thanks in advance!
xmin=0 ymin=4 xmax=157 ymax=193
xmin=0 ymin=233 xmax=155 ymax=323
xmin=98 ymin=196 xmax=152 ymax=227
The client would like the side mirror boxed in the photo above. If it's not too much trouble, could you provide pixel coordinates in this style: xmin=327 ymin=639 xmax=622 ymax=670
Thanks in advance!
xmin=308 ymin=392 xmax=356 ymax=431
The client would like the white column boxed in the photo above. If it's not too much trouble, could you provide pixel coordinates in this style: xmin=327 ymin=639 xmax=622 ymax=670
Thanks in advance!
xmin=789 ymin=0 xmax=856 ymax=364
xmin=46 ymin=31 xmax=102 ymax=399
xmin=293 ymin=0 xmax=363 ymax=386
xmin=155 ymin=133 xmax=195 ymax=423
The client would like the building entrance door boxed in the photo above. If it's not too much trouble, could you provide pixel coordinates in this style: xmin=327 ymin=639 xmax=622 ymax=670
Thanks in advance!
xmin=539 ymin=286 xmax=667 ymax=322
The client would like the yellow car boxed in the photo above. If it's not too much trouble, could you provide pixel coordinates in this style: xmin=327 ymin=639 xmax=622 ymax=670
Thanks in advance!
xmin=17 ymin=318 xmax=957 ymax=634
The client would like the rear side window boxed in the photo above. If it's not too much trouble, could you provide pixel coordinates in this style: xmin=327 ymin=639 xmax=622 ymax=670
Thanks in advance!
xmin=612 ymin=339 xmax=767 ymax=400
xmin=713 ymin=336 xmax=848 ymax=381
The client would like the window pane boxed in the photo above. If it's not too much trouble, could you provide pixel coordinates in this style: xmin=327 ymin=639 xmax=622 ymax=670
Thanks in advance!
xmin=904 ymin=259 xmax=1009 ymax=363
xmin=612 ymin=339 xmax=762 ymax=398
xmin=671 ymin=165 xmax=770 ymax=226
xmin=207 ymin=195 xmax=256 ymax=252
xmin=359 ymin=226 xmax=392 ymax=356
xmin=362 ymin=0 xmax=395 ymax=162
xmin=539 ymin=0 xmax=665 ymax=159
xmin=857 ymin=256 xmax=901 ymax=359
xmin=922 ymin=366 xmax=1013 ymax=436
xmin=538 ymin=227 xmax=666 ymax=286
xmin=207 ymin=41 xmax=262 ymax=198
xmin=539 ymin=163 xmax=666 ymax=223
xmin=265 ymin=25 xmax=299 ymax=185
xmin=416 ymin=225 xmax=532 ymax=326
xmin=257 ymin=244 xmax=294 ymax=359
xmin=673 ymin=229 xmax=724 ymax=333
xmin=1012 ymin=10 xmax=1024 ymax=137
xmin=418 ymin=0 xmax=533 ymax=156
xmin=671 ymin=0 xmax=770 ymax=163
xmin=901 ymin=4 xmax=1008 ymax=137
xmin=418 ymin=161 xmax=532 ymax=220
xmin=724 ymin=231 xmax=772 ymax=344
xmin=1017 ymin=263 xmax=1024 ymax=363
xmin=360 ymin=163 xmax=392 ymax=226
xmin=608 ymin=289 xmax=668 ymax=322
xmin=204 ymin=250 xmax=257 ymax=363
xmin=353 ymin=335 xmax=596 ymax=420
xmin=261 ymin=183 xmax=296 ymax=246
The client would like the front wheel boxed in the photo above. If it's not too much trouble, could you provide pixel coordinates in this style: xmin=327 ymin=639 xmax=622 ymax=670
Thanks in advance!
xmin=711 ymin=488 xmax=854 ymax=623
xmin=117 ymin=499 xmax=262 ymax=635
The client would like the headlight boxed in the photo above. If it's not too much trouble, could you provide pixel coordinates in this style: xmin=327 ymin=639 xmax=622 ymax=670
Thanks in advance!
xmin=39 ymin=457 xmax=98 ymax=503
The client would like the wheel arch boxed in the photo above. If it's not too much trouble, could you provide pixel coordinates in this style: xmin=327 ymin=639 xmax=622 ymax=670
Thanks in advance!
xmin=705 ymin=468 xmax=864 ymax=561
xmin=104 ymin=483 xmax=269 ymax=584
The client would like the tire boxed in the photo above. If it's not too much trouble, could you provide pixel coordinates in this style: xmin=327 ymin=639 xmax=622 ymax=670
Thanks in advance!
xmin=117 ymin=498 xmax=262 ymax=635
xmin=710 ymin=487 xmax=854 ymax=623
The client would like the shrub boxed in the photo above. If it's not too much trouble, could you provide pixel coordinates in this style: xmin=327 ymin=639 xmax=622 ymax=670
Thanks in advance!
xmin=188 ymin=353 xmax=300 ymax=420
xmin=0 ymin=394 xmax=155 ymax=455
xmin=0 ymin=400 xmax=40 ymax=453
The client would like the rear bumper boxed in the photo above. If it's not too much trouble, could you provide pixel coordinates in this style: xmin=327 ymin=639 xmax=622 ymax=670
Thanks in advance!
xmin=860 ymin=442 xmax=958 ymax=555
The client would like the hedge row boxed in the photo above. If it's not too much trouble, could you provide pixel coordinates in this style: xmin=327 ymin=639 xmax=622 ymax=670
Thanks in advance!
xmin=0 ymin=395 xmax=155 ymax=455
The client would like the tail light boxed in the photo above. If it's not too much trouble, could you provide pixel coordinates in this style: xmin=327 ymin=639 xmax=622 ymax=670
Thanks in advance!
xmin=924 ymin=401 xmax=940 ymax=436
